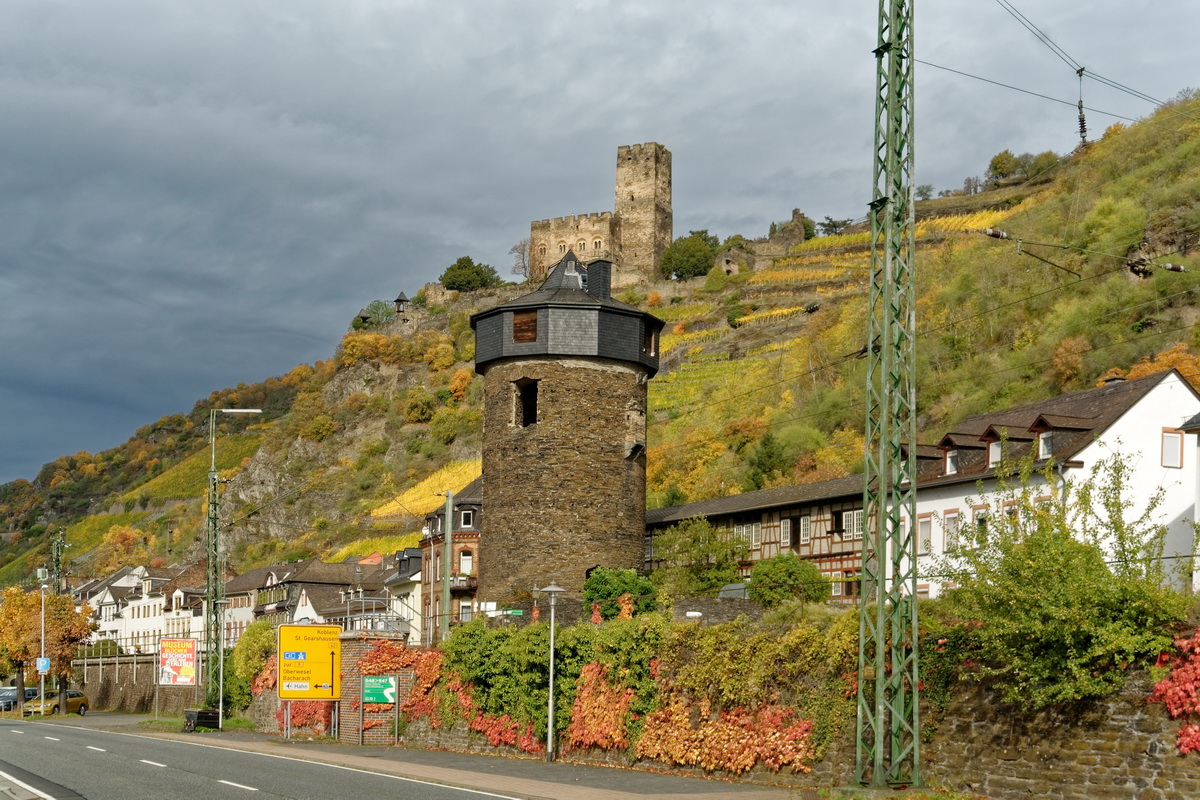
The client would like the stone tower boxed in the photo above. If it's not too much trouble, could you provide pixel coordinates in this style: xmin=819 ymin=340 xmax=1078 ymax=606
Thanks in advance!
xmin=528 ymin=143 xmax=672 ymax=282
xmin=471 ymin=253 xmax=665 ymax=602
xmin=614 ymin=142 xmax=672 ymax=277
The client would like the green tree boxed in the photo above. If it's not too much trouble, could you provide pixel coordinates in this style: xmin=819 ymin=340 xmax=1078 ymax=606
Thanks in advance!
xmin=231 ymin=619 xmax=276 ymax=686
xmin=660 ymin=231 xmax=719 ymax=280
xmin=987 ymin=149 xmax=1018 ymax=182
xmin=747 ymin=554 xmax=829 ymax=606
xmin=744 ymin=432 xmax=792 ymax=490
xmin=915 ymin=184 xmax=935 ymax=201
xmin=352 ymin=299 xmax=397 ymax=330
xmin=650 ymin=517 xmax=748 ymax=598
xmin=440 ymin=256 xmax=503 ymax=291
xmin=934 ymin=452 xmax=1184 ymax=710
xmin=817 ymin=217 xmax=853 ymax=236
xmin=582 ymin=568 xmax=658 ymax=620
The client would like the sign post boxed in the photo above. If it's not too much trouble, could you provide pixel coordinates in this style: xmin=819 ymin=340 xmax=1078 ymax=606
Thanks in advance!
xmin=277 ymin=625 xmax=341 ymax=740
xmin=360 ymin=676 xmax=397 ymax=745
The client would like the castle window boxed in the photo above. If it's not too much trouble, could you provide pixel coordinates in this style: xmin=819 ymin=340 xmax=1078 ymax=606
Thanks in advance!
xmin=558 ymin=243 xmax=567 ymax=253
xmin=538 ymin=245 xmax=546 ymax=256
xmin=577 ymin=240 xmax=586 ymax=252
xmin=515 ymin=378 xmax=538 ymax=427
xmin=593 ymin=239 xmax=602 ymax=250
xmin=512 ymin=311 xmax=537 ymax=343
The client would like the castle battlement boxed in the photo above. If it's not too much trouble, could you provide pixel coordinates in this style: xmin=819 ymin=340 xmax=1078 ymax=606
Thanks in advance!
xmin=531 ymin=211 xmax=613 ymax=228
xmin=617 ymin=142 xmax=664 ymax=157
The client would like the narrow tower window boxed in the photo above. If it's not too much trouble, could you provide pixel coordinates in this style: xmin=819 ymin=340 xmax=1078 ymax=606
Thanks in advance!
xmin=515 ymin=378 xmax=538 ymax=427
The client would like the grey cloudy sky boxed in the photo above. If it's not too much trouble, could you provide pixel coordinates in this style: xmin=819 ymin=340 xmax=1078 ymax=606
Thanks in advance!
xmin=1 ymin=0 xmax=1194 ymax=484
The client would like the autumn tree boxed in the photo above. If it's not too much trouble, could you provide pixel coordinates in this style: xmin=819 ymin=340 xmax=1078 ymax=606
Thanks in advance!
xmin=510 ymin=239 xmax=531 ymax=280
xmin=0 ymin=588 xmax=95 ymax=713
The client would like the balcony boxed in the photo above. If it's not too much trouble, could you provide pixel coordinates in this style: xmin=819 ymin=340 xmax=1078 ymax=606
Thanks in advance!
xmin=448 ymin=574 xmax=477 ymax=593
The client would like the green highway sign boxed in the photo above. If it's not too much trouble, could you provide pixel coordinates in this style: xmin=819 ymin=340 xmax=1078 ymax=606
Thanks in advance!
xmin=505 ymin=609 xmax=524 ymax=616
xmin=362 ymin=675 xmax=397 ymax=704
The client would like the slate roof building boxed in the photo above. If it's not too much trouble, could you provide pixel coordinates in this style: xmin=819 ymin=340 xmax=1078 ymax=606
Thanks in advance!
xmin=472 ymin=252 xmax=665 ymax=604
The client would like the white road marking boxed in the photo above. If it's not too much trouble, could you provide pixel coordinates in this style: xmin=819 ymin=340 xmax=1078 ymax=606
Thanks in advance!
xmin=87 ymin=746 xmax=106 ymax=752
xmin=0 ymin=768 xmax=55 ymax=799
xmin=218 ymin=780 xmax=259 ymax=791
xmin=140 ymin=759 xmax=167 ymax=767
xmin=9 ymin=730 xmax=25 ymax=734
xmin=43 ymin=736 xmax=59 ymax=741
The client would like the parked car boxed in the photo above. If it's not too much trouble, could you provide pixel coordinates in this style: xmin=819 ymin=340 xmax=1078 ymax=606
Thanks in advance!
xmin=0 ymin=687 xmax=38 ymax=712
xmin=23 ymin=689 xmax=88 ymax=716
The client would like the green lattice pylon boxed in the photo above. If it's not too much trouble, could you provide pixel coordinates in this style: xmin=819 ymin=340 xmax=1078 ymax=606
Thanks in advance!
xmin=855 ymin=0 xmax=921 ymax=787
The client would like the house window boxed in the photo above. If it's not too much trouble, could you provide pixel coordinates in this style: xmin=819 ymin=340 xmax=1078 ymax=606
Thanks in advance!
xmin=1038 ymin=431 xmax=1054 ymax=460
xmin=988 ymin=440 xmax=1002 ymax=467
xmin=972 ymin=507 xmax=988 ymax=546
xmin=799 ymin=515 xmax=811 ymax=544
xmin=835 ymin=509 xmax=864 ymax=538
xmin=945 ymin=449 xmax=958 ymax=475
xmin=831 ymin=575 xmax=843 ymax=597
xmin=917 ymin=515 xmax=933 ymax=556
xmin=780 ymin=518 xmax=792 ymax=547
xmin=460 ymin=510 xmax=474 ymax=528
xmin=943 ymin=510 xmax=960 ymax=551
xmin=459 ymin=551 xmax=473 ymax=576
xmin=1163 ymin=429 xmax=1184 ymax=469
xmin=459 ymin=602 xmax=473 ymax=623
xmin=515 ymin=378 xmax=538 ymax=427
xmin=512 ymin=310 xmax=537 ymax=343
xmin=751 ymin=521 xmax=761 ymax=548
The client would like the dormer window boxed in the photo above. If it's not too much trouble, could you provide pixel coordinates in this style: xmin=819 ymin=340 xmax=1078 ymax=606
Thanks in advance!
xmin=460 ymin=510 xmax=474 ymax=528
xmin=988 ymin=440 xmax=1002 ymax=467
xmin=945 ymin=449 xmax=958 ymax=475
xmin=1038 ymin=431 xmax=1054 ymax=460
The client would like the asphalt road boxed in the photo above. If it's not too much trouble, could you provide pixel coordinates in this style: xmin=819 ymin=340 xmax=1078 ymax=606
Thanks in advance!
xmin=0 ymin=719 xmax=520 ymax=800
xmin=0 ymin=712 xmax=812 ymax=800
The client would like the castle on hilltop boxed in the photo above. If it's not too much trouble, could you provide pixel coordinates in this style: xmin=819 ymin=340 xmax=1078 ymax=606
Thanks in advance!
xmin=529 ymin=143 xmax=672 ymax=284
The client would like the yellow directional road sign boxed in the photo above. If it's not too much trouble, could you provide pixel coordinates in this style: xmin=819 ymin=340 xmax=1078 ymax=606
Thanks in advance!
xmin=277 ymin=624 xmax=342 ymax=700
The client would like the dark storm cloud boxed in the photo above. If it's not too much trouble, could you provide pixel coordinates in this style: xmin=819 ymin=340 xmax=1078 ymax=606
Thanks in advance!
xmin=0 ymin=0 xmax=1194 ymax=483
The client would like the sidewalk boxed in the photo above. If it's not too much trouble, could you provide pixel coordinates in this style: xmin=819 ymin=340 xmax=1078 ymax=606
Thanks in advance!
xmin=14 ymin=712 xmax=821 ymax=800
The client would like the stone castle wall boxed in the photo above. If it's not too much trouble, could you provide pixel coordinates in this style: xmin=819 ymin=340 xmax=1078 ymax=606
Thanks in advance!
xmin=529 ymin=212 xmax=617 ymax=279
xmin=528 ymin=143 xmax=672 ymax=283
xmin=478 ymin=357 xmax=649 ymax=602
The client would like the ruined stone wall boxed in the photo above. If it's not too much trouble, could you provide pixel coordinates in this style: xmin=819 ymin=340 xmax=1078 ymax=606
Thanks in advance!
xmin=614 ymin=143 xmax=672 ymax=279
xmin=479 ymin=357 xmax=648 ymax=602
xmin=529 ymin=212 xmax=617 ymax=281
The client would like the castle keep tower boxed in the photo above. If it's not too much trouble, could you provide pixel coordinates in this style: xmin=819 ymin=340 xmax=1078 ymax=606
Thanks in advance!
xmin=614 ymin=142 xmax=672 ymax=277
xmin=471 ymin=253 xmax=665 ymax=602
xmin=529 ymin=143 xmax=672 ymax=283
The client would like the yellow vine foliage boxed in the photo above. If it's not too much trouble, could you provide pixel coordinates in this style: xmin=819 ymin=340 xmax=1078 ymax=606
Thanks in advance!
xmin=370 ymin=458 xmax=481 ymax=520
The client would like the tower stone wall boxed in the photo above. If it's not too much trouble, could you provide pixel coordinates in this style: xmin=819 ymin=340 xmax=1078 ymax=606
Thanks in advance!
xmin=478 ymin=357 xmax=648 ymax=601
xmin=614 ymin=143 xmax=673 ymax=278
xmin=528 ymin=143 xmax=671 ymax=283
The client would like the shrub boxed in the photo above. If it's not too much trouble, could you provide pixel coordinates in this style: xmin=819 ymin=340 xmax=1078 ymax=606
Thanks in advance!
xmin=748 ymin=554 xmax=830 ymax=606
xmin=582 ymin=568 xmax=658 ymax=620
xmin=934 ymin=453 xmax=1185 ymax=709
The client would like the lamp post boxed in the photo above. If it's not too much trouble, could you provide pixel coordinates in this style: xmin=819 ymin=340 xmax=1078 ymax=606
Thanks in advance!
xmin=39 ymin=584 xmax=47 ymax=715
xmin=536 ymin=582 xmax=564 ymax=762
xmin=205 ymin=407 xmax=261 ymax=710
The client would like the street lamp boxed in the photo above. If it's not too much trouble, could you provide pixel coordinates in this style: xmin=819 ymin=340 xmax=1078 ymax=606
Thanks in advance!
xmin=205 ymin=407 xmax=261 ymax=710
xmin=535 ymin=582 xmax=564 ymax=762
xmin=39 ymin=584 xmax=48 ymax=715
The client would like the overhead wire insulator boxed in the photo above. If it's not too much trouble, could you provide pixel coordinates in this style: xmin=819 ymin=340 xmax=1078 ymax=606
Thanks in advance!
xmin=1160 ymin=263 xmax=1187 ymax=273
xmin=982 ymin=228 xmax=1009 ymax=239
